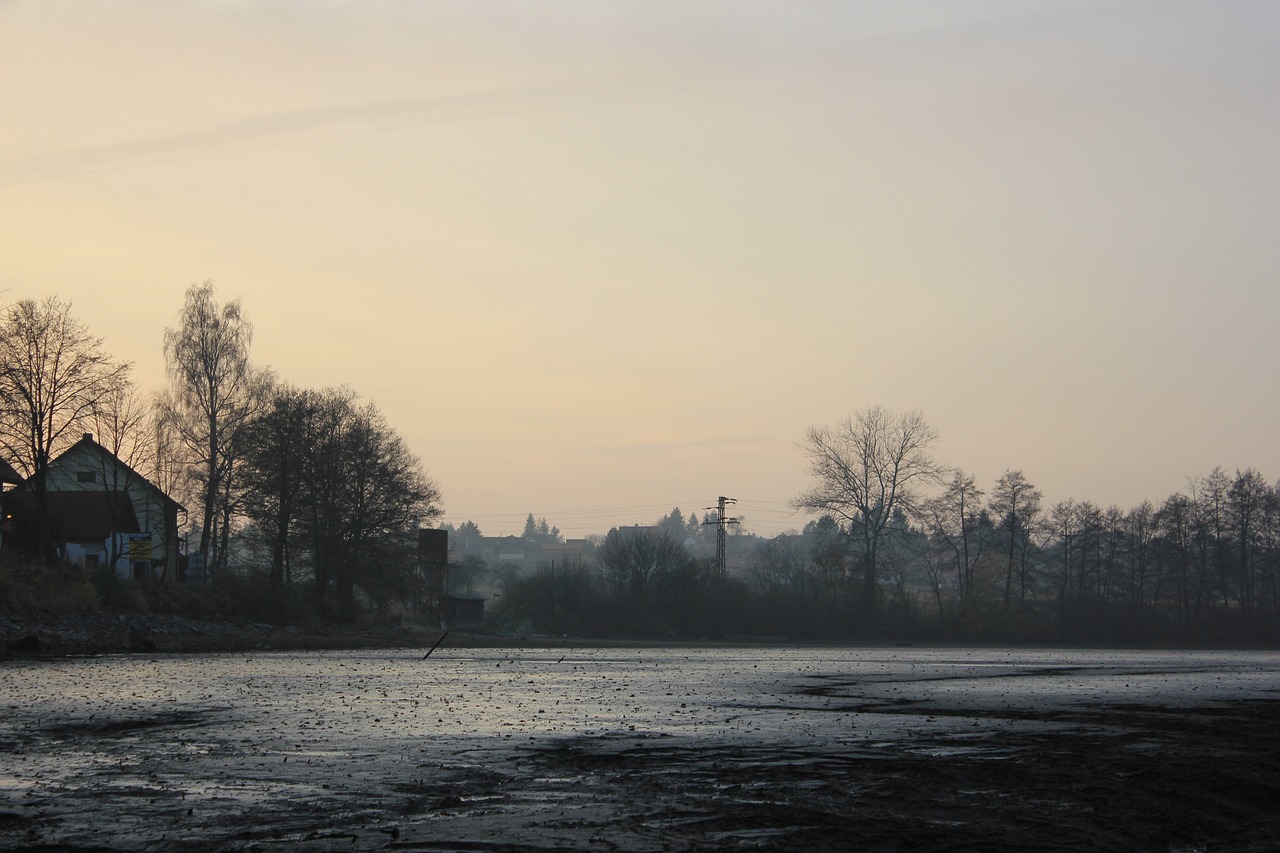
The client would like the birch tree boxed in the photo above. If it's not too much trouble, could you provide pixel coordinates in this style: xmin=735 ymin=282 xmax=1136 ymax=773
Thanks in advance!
xmin=158 ymin=282 xmax=267 ymax=575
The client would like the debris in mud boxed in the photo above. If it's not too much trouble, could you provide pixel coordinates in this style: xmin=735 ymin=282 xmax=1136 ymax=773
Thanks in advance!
xmin=1 ymin=647 xmax=1278 ymax=852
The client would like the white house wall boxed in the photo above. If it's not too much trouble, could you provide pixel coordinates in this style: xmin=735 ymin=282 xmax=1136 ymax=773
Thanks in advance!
xmin=46 ymin=443 xmax=171 ymax=563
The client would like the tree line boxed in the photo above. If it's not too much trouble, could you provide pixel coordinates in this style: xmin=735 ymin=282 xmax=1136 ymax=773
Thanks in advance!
xmin=784 ymin=407 xmax=1279 ymax=643
xmin=0 ymin=285 xmax=441 ymax=622
xmin=497 ymin=408 xmax=1279 ymax=644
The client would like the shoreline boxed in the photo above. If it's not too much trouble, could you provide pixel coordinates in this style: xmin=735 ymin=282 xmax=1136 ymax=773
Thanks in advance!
xmin=5 ymin=610 xmax=1279 ymax=659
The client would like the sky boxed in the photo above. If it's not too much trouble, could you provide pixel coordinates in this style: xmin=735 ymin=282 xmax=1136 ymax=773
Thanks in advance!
xmin=2 ymin=1 xmax=1278 ymax=538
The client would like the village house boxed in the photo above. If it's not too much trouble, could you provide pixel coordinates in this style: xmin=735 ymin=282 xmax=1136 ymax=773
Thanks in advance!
xmin=2 ymin=434 xmax=184 ymax=579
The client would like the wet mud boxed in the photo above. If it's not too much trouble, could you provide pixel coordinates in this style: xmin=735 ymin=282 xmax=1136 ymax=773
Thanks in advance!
xmin=1 ymin=647 xmax=1277 ymax=851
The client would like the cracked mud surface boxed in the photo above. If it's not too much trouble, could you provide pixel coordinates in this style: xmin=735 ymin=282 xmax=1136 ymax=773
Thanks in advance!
xmin=2 ymin=647 xmax=1278 ymax=851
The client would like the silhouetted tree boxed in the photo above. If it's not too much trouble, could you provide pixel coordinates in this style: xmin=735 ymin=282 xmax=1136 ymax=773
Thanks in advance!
xmin=1125 ymin=500 xmax=1158 ymax=630
xmin=84 ymin=376 xmax=158 ymax=569
xmin=158 ymin=282 xmax=269 ymax=575
xmin=597 ymin=526 xmax=692 ymax=602
xmin=1227 ymin=468 xmax=1270 ymax=618
xmin=794 ymin=407 xmax=943 ymax=620
xmin=238 ymin=383 xmax=311 ymax=592
xmin=1191 ymin=468 xmax=1232 ymax=611
xmin=990 ymin=469 xmax=1042 ymax=607
xmin=1048 ymin=498 xmax=1079 ymax=635
xmin=1155 ymin=492 xmax=1198 ymax=635
xmin=521 ymin=514 xmax=561 ymax=544
xmin=923 ymin=471 xmax=986 ymax=607
xmin=294 ymin=387 xmax=442 ymax=619
xmin=455 ymin=520 xmax=483 ymax=547
xmin=658 ymin=507 xmax=689 ymax=540
xmin=0 ymin=297 xmax=130 ymax=562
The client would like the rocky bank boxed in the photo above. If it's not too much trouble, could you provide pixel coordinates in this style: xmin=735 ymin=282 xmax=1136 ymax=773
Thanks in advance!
xmin=0 ymin=611 xmax=425 ymax=657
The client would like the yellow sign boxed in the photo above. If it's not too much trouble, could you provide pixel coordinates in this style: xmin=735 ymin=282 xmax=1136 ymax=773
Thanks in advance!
xmin=129 ymin=534 xmax=153 ymax=562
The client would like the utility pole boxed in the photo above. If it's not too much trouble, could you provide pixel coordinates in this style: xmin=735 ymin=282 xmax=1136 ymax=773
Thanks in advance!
xmin=704 ymin=496 xmax=738 ymax=580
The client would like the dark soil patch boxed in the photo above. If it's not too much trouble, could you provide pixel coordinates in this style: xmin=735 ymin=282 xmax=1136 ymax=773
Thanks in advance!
xmin=513 ymin=699 xmax=1280 ymax=852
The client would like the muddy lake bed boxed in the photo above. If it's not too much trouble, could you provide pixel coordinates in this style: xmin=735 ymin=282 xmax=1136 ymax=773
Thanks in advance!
xmin=2 ymin=645 xmax=1278 ymax=851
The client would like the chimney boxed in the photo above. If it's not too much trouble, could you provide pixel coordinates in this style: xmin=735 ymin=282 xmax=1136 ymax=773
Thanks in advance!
xmin=83 ymin=432 xmax=93 ymax=441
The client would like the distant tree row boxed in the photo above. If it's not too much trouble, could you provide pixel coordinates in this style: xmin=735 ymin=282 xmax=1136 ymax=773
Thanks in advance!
xmin=496 ymin=526 xmax=732 ymax=638
xmin=497 ymin=408 xmax=1279 ymax=644
xmin=0 ymin=286 xmax=441 ymax=621
xmin=786 ymin=406 xmax=1280 ymax=643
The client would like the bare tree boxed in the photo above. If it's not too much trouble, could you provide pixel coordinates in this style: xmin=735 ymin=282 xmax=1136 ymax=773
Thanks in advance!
xmin=158 ymin=282 xmax=268 ymax=575
xmin=923 ymin=471 xmax=987 ymax=607
xmin=804 ymin=516 xmax=848 ymax=603
xmin=1048 ymin=498 xmax=1079 ymax=634
xmin=596 ymin=526 xmax=692 ymax=601
xmin=1227 ymin=468 xmax=1271 ymax=618
xmin=85 ymin=375 xmax=158 ymax=568
xmin=293 ymin=388 xmax=442 ymax=619
xmin=794 ymin=407 xmax=943 ymax=618
xmin=747 ymin=535 xmax=810 ymax=597
xmin=238 ymin=384 xmax=313 ymax=592
xmin=1155 ymin=492 xmax=1199 ymax=636
xmin=1190 ymin=468 xmax=1232 ymax=610
xmin=990 ymin=469 xmax=1042 ymax=607
xmin=1125 ymin=500 xmax=1158 ymax=627
xmin=0 ymin=297 xmax=130 ymax=561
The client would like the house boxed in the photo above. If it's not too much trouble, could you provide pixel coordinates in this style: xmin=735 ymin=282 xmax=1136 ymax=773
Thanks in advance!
xmin=0 ymin=458 xmax=22 ymax=489
xmin=0 ymin=458 xmax=22 ymax=556
xmin=3 ymin=434 xmax=184 ymax=579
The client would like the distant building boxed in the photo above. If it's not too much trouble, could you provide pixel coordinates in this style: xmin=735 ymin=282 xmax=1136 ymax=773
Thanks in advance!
xmin=443 ymin=593 xmax=486 ymax=628
xmin=538 ymin=538 xmax=595 ymax=565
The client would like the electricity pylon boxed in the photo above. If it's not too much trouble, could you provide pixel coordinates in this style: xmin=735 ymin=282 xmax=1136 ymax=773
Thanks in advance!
xmin=704 ymin=496 xmax=739 ymax=579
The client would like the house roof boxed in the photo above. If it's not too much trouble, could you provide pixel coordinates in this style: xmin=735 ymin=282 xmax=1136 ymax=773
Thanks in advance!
xmin=5 ymin=490 xmax=141 ymax=540
xmin=0 ymin=458 xmax=22 ymax=487
xmin=57 ymin=434 xmax=184 ymax=511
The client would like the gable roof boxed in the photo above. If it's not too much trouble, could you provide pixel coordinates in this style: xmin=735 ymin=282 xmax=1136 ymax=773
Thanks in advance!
xmin=0 ymin=458 xmax=22 ymax=487
xmin=53 ymin=434 xmax=184 ymax=511
xmin=5 ymin=490 xmax=141 ymax=540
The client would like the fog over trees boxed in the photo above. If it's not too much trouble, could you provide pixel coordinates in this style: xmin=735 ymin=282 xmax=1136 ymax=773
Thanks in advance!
xmin=498 ymin=410 xmax=1280 ymax=644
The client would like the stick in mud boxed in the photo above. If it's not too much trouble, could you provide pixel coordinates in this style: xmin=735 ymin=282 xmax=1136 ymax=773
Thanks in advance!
xmin=422 ymin=631 xmax=449 ymax=660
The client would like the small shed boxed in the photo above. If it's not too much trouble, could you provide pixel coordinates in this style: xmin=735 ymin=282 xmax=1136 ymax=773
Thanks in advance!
xmin=443 ymin=594 xmax=485 ymax=628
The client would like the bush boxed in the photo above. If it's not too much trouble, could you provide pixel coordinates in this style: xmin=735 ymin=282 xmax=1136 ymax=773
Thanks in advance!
xmin=0 ymin=554 xmax=305 ymax=625
xmin=0 ymin=556 xmax=100 ymax=615
xmin=496 ymin=564 xmax=606 ymax=636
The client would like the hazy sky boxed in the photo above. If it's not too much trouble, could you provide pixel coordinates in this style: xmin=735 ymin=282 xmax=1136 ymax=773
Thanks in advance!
xmin=3 ymin=1 xmax=1278 ymax=537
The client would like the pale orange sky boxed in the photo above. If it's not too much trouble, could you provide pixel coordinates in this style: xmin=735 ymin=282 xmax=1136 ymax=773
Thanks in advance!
xmin=2 ymin=1 xmax=1278 ymax=537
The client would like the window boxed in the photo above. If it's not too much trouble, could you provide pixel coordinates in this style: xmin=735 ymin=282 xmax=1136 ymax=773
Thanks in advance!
xmin=77 ymin=471 xmax=97 ymax=484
